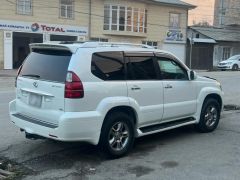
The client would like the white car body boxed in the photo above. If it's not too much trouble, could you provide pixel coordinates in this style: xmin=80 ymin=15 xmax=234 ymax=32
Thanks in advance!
xmin=9 ymin=42 xmax=224 ymax=146
xmin=217 ymin=55 xmax=240 ymax=70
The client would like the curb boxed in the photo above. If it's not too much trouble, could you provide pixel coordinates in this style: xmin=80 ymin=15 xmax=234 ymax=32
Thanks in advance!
xmin=0 ymin=70 xmax=17 ymax=77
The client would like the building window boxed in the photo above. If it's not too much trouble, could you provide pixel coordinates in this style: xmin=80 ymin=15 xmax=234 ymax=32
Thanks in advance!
xmin=104 ymin=5 xmax=147 ymax=33
xmin=169 ymin=13 xmax=180 ymax=29
xmin=90 ymin=37 xmax=109 ymax=42
xmin=222 ymin=47 xmax=231 ymax=60
xmin=60 ymin=0 xmax=74 ymax=19
xmin=17 ymin=0 xmax=32 ymax=15
xmin=142 ymin=41 xmax=158 ymax=49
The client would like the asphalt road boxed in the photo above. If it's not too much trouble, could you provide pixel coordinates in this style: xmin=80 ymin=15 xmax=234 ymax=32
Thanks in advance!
xmin=0 ymin=72 xmax=240 ymax=180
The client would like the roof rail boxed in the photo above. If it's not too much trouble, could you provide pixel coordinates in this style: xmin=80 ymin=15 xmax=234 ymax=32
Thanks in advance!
xmin=57 ymin=41 xmax=154 ymax=49
xmin=81 ymin=42 xmax=154 ymax=49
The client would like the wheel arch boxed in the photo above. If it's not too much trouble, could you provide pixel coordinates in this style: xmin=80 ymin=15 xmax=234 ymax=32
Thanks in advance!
xmin=99 ymin=106 xmax=138 ymax=138
xmin=232 ymin=64 xmax=239 ymax=70
xmin=195 ymin=90 xmax=223 ymax=123
xmin=104 ymin=106 xmax=138 ymax=126
xmin=204 ymin=93 xmax=223 ymax=110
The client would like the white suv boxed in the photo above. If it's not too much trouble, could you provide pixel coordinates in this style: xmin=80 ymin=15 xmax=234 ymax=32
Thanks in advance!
xmin=9 ymin=42 xmax=223 ymax=158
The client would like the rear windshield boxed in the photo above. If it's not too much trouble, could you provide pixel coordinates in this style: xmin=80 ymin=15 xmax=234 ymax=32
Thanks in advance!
xmin=20 ymin=49 xmax=72 ymax=83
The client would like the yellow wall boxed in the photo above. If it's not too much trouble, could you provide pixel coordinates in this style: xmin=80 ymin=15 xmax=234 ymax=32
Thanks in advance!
xmin=0 ymin=0 xmax=89 ymax=27
xmin=90 ymin=0 xmax=188 ymax=44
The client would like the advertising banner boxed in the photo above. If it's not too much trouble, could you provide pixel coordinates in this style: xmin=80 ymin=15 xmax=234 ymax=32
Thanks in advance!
xmin=0 ymin=19 xmax=88 ymax=36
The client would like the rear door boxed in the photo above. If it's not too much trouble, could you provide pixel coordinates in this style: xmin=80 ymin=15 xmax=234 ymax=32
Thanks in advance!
xmin=125 ymin=52 xmax=164 ymax=127
xmin=16 ymin=49 xmax=71 ymax=125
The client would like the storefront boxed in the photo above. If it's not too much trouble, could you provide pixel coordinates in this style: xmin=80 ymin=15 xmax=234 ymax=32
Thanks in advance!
xmin=162 ymin=29 xmax=186 ymax=62
xmin=0 ymin=20 xmax=88 ymax=69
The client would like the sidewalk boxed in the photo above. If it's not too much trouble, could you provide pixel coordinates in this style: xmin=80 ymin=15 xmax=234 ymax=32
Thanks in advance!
xmin=0 ymin=70 xmax=17 ymax=77
xmin=0 ymin=70 xmax=16 ymax=91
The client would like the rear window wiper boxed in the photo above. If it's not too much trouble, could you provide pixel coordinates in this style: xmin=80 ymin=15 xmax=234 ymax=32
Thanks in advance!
xmin=21 ymin=74 xmax=40 ymax=78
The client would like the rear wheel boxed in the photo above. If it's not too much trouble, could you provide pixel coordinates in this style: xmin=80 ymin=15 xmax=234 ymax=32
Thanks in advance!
xmin=195 ymin=98 xmax=221 ymax=133
xmin=99 ymin=112 xmax=135 ymax=158
xmin=232 ymin=64 xmax=238 ymax=71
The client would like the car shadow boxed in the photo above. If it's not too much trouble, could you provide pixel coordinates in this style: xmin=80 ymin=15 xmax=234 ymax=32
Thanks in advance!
xmin=21 ymin=125 xmax=199 ymax=173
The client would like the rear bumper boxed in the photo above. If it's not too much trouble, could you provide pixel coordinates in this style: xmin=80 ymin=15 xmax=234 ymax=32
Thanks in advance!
xmin=9 ymin=100 xmax=102 ymax=145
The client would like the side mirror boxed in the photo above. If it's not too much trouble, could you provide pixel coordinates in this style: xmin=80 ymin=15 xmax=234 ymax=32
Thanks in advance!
xmin=190 ymin=70 xmax=196 ymax=80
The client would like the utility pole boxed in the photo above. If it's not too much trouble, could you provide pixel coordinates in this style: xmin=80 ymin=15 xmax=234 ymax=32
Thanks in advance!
xmin=88 ymin=0 xmax=92 ymax=40
xmin=189 ymin=32 xmax=194 ymax=69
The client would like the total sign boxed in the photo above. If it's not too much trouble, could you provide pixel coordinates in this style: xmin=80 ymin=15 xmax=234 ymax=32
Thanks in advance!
xmin=0 ymin=20 xmax=88 ymax=36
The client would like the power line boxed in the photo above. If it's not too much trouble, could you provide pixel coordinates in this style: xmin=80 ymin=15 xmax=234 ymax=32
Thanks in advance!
xmin=2 ymin=0 xmax=240 ymax=34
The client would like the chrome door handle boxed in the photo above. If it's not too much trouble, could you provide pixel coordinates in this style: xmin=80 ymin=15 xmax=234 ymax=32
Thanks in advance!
xmin=131 ymin=86 xmax=141 ymax=90
xmin=164 ymin=84 xmax=173 ymax=89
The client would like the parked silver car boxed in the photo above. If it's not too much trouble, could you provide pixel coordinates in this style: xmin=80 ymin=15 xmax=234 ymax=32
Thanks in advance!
xmin=217 ymin=55 xmax=240 ymax=71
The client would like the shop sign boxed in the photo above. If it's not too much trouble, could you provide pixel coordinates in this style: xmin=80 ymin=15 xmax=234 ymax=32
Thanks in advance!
xmin=166 ymin=29 xmax=184 ymax=41
xmin=0 ymin=19 xmax=88 ymax=36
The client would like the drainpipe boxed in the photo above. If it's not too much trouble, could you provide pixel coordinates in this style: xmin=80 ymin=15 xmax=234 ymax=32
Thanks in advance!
xmin=220 ymin=0 xmax=223 ymax=26
xmin=189 ymin=32 xmax=194 ymax=69
xmin=88 ymin=0 xmax=92 ymax=40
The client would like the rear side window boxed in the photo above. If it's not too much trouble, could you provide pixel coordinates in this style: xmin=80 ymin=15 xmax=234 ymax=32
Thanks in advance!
xmin=127 ymin=56 xmax=157 ymax=80
xmin=20 ymin=49 xmax=71 ymax=83
xmin=91 ymin=52 xmax=125 ymax=80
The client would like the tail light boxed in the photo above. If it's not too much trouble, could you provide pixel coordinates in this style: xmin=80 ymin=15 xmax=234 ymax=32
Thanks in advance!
xmin=65 ymin=71 xmax=84 ymax=98
xmin=15 ymin=65 xmax=23 ymax=87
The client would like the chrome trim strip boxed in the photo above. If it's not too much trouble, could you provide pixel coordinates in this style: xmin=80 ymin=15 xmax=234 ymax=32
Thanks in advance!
xmin=12 ymin=113 xmax=58 ymax=129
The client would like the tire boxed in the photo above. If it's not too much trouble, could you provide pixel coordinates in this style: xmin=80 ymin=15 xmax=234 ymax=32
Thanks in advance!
xmin=195 ymin=98 xmax=221 ymax=133
xmin=232 ymin=64 xmax=238 ymax=71
xmin=99 ymin=112 xmax=135 ymax=158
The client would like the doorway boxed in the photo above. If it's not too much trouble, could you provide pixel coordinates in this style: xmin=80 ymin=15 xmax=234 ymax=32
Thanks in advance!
xmin=12 ymin=32 xmax=43 ymax=69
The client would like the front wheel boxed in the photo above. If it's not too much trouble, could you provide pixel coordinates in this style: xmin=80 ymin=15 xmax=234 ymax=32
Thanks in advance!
xmin=195 ymin=98 xmax=221 ymax=133
xmin=99 ymin=112 xmax=135 ymax=158
xmin=232 ymin=64 xmax=238 ymax=71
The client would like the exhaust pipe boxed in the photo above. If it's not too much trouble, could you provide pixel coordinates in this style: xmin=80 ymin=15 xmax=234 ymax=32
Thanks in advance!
xmin=25 ymin=132 xmax=46 ymax=140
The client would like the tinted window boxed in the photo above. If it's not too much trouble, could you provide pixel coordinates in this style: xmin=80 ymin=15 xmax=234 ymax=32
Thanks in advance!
xmin=157 ymin=57 xmax=188 ymax=80
xmin=20 ymin=49 xmax=71 ymax=83
xmin=91 ymin=52 xmax=125 ymax=80
xmin=127 ymin=56 xmax=157 ymax=80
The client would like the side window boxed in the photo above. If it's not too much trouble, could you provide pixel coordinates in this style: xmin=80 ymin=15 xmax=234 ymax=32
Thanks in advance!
xmin=127 ymin=56 xmax=157 ymax=80
xmin=157 ymin=57 xmax=188 ymax=80
xmin=91 ymin=52 xmax=125 ymax=81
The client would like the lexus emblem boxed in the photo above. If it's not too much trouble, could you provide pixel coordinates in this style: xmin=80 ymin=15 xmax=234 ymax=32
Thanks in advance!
xmin=33 ymin=82 xmax=38 ymax=88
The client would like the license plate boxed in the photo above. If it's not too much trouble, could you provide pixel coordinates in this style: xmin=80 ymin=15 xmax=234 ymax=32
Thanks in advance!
xmin=29 ymin=93 xmax=42 ymax=108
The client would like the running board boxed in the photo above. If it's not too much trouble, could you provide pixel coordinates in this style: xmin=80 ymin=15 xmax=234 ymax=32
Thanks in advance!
xmin=139 ymin=117 xmax=196 ymax=133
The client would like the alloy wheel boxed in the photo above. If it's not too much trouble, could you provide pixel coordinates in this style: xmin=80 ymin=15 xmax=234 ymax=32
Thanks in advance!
xmin=204 ymin=106 xmax=218 ymax=127
xmin=108 ymin=122 xmax=129 ymax=151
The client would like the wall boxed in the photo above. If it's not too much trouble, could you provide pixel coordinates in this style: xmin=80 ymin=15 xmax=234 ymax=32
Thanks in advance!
xmin=214 ymin=0 xmax=240 ymax=27
xmin=0 ymin=31 xmax=3 ymax=69
xmin=0 ymin=0 xmax=90 ymax=69
xmin=0 ymin=0 xmax=89 ymax=27
xmin=90 ymin=0 xmax=188 ymax=45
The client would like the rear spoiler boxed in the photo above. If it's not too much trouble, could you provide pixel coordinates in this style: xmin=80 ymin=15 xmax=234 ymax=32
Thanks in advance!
xmin=29 ymin=43 xmax=78 ymax=53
